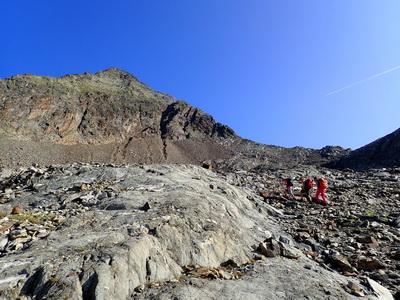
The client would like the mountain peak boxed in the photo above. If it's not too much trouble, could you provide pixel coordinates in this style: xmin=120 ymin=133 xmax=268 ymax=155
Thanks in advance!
xmin=95 ymin=67 xmax=137 ymax=78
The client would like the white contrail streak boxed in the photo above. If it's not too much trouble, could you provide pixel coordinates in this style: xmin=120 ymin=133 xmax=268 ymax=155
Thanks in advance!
xmin=326 ymin=65 xmax=400 ymax=96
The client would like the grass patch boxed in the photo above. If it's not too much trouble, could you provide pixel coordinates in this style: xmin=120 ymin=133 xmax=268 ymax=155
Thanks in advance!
xmin=348 ymin=215 xmax=360 ymax=224
xmin=8 ymin=212 xmax=62 ymax=228
xmin=364 ymin=208 xmax=375 ymax=217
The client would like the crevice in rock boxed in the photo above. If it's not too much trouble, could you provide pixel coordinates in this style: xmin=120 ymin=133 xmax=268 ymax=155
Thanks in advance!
xmin=77 ymin=107 xmax=89 ymax=132
xmin=145 ymin=258 xmax=152 ymax=280
xmin=20 ymin=267 xmax=44 ymax=296
xmin=159 ymin=102 xmax=179 ymax=139
xmin=34 ymin=280 xmax=54 ymax=300
xmin=162 ymin=140 xmax=168 ymax=160
xmin=122 ymin=137 xmax=133 ymax=160
xmin=81 ymin=271 xmax=99 ymax=300
xmin=147 ymin=228 xmax=157 ymax=236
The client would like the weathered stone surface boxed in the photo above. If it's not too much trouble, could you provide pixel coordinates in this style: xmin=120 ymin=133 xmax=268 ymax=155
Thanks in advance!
xmin=133 ymin=257 xmax=381 ymax=300
xmin=0 ymin=164 xmax=277 ymax=298
xmin=366 ymin=278 xmax=395 ymax=300
xmin=328 ymin=253 xmax=353 ymax=272
xmin=259 ymin=238 xmax=281 ymax=258
xmin=0 ymin=164 xmax=392 ymax=299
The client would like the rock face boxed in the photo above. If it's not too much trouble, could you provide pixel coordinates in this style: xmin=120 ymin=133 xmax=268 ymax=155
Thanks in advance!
xmin=0 ymin=69 xmax=346 ymax=169
xmin=0 ymin=68 xmax=173 ymax=144
xmin=327 ymin=127 xmax=400 ymax=170
xmin=0 ymin=69 xmax=236 ymax=167
xmin=0 ymin=164 xmax=396 ymax=299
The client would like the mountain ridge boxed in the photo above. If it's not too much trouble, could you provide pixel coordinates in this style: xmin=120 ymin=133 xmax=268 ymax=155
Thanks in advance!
xmin=0 ymin=68 xmax=398 ymax=171
xmin=326 ymin=127 xmax=400 ymax=170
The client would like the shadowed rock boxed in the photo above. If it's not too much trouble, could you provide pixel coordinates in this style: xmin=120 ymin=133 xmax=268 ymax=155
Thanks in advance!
xmin=326 ymin=127 xmax=400 ymax=170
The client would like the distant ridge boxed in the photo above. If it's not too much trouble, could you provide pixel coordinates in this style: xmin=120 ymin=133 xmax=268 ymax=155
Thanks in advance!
xmin=326 ymin=127 xmax=400 ymax=170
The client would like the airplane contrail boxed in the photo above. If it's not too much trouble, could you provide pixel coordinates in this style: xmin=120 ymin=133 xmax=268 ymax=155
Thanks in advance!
xmin=326 ymin=64 xmax=400 ymax=96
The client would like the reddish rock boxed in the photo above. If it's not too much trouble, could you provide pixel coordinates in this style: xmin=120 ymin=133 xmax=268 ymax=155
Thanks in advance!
xmin=329 ymin=253 xmax=353 ymax=272
xmin=259 ymin=238 xmax=281 ymax=257
xmin=357 ymin=235 xmax=379 ymax=248
xmin=11 ymin=205 xmax=23 ymax=215
xmin=357 ymin=258 xmax=385 ymax=270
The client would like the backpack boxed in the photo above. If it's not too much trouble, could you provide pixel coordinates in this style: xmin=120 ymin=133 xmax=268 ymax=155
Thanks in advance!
xmin=318 ymin=178 xmax=327 ymax=189
xmin=286 ymin=178 xmax=293 ymax=187
xmin=305 ymin=179 xmax=313 ymax=189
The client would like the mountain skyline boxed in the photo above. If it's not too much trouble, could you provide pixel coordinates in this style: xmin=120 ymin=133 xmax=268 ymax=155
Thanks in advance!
xmin=1 ymin=1 xmax=400 ymax=149
xmin=2 ymin=68 xmax=399 ymax=171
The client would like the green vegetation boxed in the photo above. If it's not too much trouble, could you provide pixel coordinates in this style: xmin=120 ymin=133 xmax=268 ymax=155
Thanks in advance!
xmin=348 ymin=215 xmax=360 ymax=224
xmin=364 ymin=208 xmax=375 ymax=217
xmin=8 ymin=211 xmax=62 ymax=228
xmin=78 ymin=248 xmax=91 ymax=255
xmin=48 ymin=277 xmax=59 ymax=283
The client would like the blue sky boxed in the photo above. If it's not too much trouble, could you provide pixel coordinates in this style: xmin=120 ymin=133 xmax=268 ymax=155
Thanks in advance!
xmin=1 ymin=1 xmax=400 ymax=150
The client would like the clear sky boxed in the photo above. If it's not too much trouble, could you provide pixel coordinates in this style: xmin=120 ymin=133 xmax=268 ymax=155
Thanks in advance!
xmin=1 ymin=1 xmax=400 ymax=150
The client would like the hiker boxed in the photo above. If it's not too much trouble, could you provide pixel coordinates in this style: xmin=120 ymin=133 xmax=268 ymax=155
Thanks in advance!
xmin=282 ymin=177 xmax=296 ymax=200
xmin=314 ymin=177 xmax=328 ymax=205
xmin=300 ymin=178 xmax=313 ymax=202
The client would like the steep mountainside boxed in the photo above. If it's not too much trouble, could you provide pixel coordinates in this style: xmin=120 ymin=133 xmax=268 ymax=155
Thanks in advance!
xmin=0 ymin=68 xmax=234 ymax=144
xmin=327 ymin=127 xmax=400 ymax=170
xmin=0 ymin=69 xmax=341 ymax=169
xmin=0 ymin=69 xmax=237 ymax=167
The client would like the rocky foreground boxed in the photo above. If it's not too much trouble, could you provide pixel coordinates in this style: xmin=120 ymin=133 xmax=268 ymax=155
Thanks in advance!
xmin=0 ymin=163 xmax=398 ymax=299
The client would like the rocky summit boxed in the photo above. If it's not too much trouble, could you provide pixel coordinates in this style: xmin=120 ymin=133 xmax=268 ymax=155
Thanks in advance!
xmin=0 ymin=69 xmax=399 ymax=299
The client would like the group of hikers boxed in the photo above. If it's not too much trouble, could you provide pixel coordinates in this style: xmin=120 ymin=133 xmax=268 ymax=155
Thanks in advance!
xmin=281 ymin=176 xmax=329 ymax=205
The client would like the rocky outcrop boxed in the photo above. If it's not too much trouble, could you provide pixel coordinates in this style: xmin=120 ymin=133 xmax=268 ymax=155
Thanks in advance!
xmin=0 ymin=68 xmax=174 ymax=144
xmin=0 ymin=164 xmax=396 ymax=299
xmin=327 ymin=127 xmax=400 ymax=170
xmin=160 ymin=100 xmax=235 ymax=141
